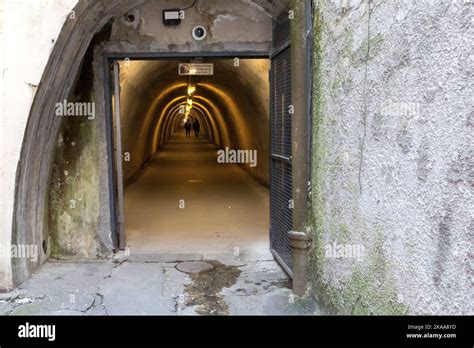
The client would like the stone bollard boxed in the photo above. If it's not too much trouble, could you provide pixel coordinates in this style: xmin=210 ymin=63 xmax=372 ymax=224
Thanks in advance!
xmin=288 ymin=230 xmax=312 ymax=296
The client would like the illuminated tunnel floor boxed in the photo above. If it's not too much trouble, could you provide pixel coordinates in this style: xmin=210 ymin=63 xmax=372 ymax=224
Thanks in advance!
xmin=124 ymin=132 xmax=271 ymax=260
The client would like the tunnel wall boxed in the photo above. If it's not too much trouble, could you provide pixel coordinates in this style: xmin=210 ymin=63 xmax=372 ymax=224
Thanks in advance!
xmin=118 ymin=62 xmax=159 ymax=182
xmin=309 ymin=0 xmax=473 ymax=315
xmin=118 ymin=59 xmax=270 ymax=186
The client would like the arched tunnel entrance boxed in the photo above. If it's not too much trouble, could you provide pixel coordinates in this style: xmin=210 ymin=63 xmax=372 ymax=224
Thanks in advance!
xmin=10 ymin=0 xmax=314 ymax=295
xmin=111 ymin=58 xmax=271 ymax=258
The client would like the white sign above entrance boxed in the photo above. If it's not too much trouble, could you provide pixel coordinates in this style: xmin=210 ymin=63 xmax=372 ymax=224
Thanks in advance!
xmin=179 ymin=63 xmax=214 ymax=76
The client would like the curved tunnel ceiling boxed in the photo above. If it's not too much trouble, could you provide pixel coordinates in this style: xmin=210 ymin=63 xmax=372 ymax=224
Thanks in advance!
xmin=119 ymin=58 xmax=270 ymax=185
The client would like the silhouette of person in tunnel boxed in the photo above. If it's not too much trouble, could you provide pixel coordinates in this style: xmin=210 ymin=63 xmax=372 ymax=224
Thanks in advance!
xmin=184 ymin=119 xmax=192 ymax=138
xmin=193 ymin=119 xmax=200 ymax=137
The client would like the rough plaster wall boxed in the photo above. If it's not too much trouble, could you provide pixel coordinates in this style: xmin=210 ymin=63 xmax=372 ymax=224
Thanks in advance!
xmin=135 ymin=0 xmax=273 ymax=45
xmin=0 ymin=0 xmax=78 ymax=289
xmin=105 ymin=0 xmax=277 ymax=53
xmin=310 ymin=0 xmax=473 ymax=314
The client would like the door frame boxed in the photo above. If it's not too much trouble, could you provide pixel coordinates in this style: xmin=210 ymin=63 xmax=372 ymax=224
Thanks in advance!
xmin=103 ymin=51 xmax=270 ymax=250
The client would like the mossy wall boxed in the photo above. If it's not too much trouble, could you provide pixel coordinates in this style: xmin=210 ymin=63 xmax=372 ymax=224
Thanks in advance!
xmin=48 ymin=50 xmax=104 ymax=259
xmin=308 ymin=0 xmax=472 ymax=315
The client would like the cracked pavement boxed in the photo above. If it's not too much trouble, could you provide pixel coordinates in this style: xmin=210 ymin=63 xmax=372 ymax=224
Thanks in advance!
xmin=0 ymin=257 xmax=320 ymax=315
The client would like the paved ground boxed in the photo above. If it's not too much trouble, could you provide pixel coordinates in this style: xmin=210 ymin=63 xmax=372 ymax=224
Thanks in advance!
xmin=0 ymin=256 xmax=319 ymax=315
xmin=0 ymin=132 xmax=319 ymax=315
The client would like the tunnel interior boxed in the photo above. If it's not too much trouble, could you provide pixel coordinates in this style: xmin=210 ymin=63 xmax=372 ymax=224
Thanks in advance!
xmin=117 ymin=58 xmax=271 ymax=257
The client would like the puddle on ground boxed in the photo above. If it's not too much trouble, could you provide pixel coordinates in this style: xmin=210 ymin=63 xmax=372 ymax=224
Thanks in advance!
xmin=184 ymin=260 xmax=241 ymax=315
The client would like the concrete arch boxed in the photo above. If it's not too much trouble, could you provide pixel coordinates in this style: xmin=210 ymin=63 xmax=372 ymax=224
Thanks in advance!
xmin=11 ymin=0 xmax=285 ymax=287
xmin=166 ymin=104 xmax=211 ymax=140
xmin=164 ymin=103 xmax=211 ymax=141
xmin=156 ymin=95 xmax=233 ymax=152
xmin=168 ymin=101 xmax=221 ymax=145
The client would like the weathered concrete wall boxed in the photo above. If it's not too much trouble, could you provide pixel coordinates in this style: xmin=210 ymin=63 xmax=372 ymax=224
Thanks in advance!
xmin=107 ymin=0 xmax=277 ymax=53
xmin=309 ymin=0 xmax=473 ymax=314
xmin=48 ymin=47 xmax=105 ymax=259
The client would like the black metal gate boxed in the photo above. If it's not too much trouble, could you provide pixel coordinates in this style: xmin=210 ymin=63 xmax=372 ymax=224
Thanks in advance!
xmin=270 ymin=13 xmax=293 ymax=277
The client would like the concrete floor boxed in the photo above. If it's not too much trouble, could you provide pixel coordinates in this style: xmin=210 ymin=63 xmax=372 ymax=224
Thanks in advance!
xmin=0 ymin=132 xmax=320 ymax=315
xmin=0 ymin=257 xmax=319 ymax=315
xmin=124 ymin=132 xmax=271 ymax=261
